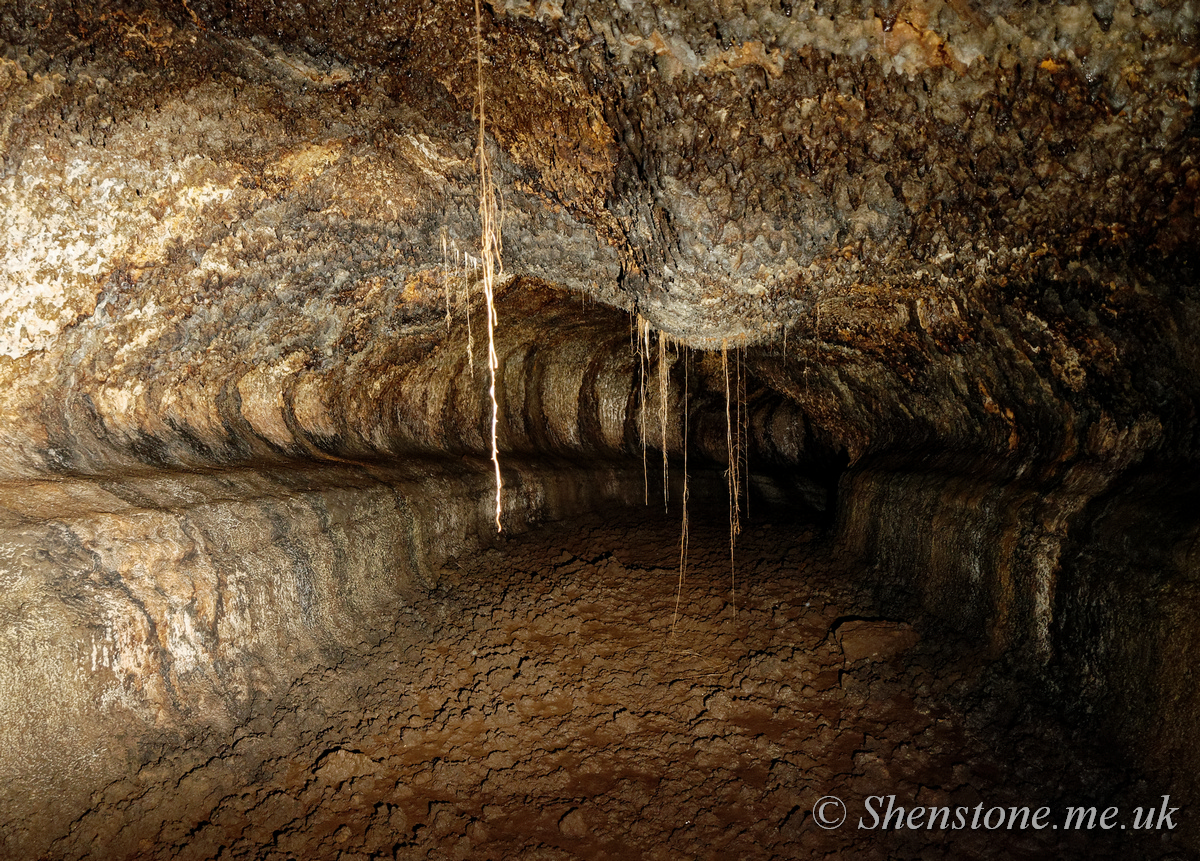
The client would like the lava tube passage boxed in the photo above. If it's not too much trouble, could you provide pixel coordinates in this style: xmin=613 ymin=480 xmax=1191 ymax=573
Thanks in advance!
xmin=0 ymin=0 xmax=1197 ymax=858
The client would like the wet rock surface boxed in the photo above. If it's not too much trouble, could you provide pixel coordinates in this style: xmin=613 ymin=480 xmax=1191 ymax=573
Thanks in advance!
xmin=37 ymin=504 xmax=1183 ymax=860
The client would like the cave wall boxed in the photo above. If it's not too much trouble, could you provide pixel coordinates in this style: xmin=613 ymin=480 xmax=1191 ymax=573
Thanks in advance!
xmin=1053 ymin=471 xmax=1200 ymax=820
xmin=0 ymin=454 xmax=664 ymax=855
xmin=1 ymin=0 xmax=1198 ymax=853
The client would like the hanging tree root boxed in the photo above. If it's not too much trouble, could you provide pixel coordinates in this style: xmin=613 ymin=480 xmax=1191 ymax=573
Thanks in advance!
xmin=475 ymin=0 xmax=503 ymax=532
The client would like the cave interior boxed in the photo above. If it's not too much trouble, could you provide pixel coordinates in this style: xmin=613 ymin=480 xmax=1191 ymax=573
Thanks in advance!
xmin=0 ymin=0 xmax=1198 ymax=857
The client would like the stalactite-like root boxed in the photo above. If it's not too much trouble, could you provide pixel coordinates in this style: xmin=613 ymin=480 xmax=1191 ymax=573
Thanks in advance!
xmin=658 ymin=330 xmax=671 ymax=511
xmin=671 ymin=350 xmax=689 ymax=640
xmin=738 ymin=342 xmax=749 ymax=523
xmin=722 ymin=342 xmax=741 ymax=615
xmin=464 ymin=256 xmax=475 ymax=369
xmin=637 ymin=315 xmax=651 ymax=507
xmin=440 ymin=234 xmax=450 ymax=330
xmin=475 ymin=0 xmax=502 ymax=532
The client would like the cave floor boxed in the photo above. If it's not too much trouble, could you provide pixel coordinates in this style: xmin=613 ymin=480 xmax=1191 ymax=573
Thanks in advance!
xmin=44 ymin=502 xmax=1177 ymax=860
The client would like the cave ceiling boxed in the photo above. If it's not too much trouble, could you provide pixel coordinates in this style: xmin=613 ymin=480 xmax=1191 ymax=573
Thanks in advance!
xmin=0 ymin=0 xmax=1196 ymax=479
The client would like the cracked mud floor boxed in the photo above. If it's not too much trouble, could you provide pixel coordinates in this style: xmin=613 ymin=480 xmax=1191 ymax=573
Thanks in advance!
xmin=38 ymin=502 xmax=1185 ymax=860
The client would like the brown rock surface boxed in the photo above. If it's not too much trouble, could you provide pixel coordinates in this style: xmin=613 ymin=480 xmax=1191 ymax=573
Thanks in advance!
xmin=34 ymin=506 xmax=1182 ymax=860
xmin=835 ymin=619 xmax=921 ymax=664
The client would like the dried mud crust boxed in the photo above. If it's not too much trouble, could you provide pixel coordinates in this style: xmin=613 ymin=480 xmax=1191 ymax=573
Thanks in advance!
xmin=46 ymin=505 xmax=1179 ymax=861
